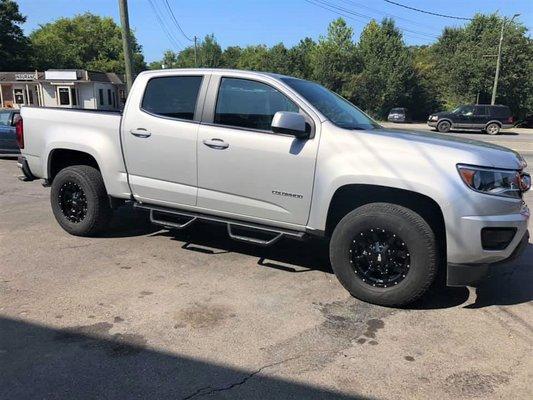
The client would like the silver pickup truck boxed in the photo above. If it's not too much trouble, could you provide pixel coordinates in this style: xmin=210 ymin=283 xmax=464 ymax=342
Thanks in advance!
xmin=17 ymin=69 xmax=531 ymax=306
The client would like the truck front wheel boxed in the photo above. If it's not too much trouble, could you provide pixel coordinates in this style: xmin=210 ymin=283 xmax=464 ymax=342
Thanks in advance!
xmin=51 ymin=166 xmax=112 ymax=237
xmin=329 ymin=203 xmax=437 ymax=306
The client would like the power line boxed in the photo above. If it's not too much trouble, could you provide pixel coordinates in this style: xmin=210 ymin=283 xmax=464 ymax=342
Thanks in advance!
xmin=147 ymin=0 xmax=183 ymax=50
xmin=308 ymin=0 xmax=439 ymax=39
xmin=383 ymin=0 xmax=473 ymax=21
xmin=162 ymin=0 xmax=194 ymax=42
xmin=339 ymin=0 xmax=440 ymax=32
xmin=304 ymin=0 xmax=439 ymax=40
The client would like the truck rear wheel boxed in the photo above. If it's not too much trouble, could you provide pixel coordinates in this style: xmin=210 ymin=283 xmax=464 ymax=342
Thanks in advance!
xmin=51 ymin=166 xmax=112 ymax=237
xmin=329 ymin=203 xmax=437 ymax=306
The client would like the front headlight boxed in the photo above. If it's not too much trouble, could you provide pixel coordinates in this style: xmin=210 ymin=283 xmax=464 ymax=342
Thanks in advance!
xmin=457 ymin=165 xmax=526 ymax=199
xmin=429 ymin=115 xmax=438 ymax=121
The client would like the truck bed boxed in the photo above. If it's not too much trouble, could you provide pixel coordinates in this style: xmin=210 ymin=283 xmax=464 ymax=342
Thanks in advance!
xmin=20 ymin=106 xmax=131 ymax=198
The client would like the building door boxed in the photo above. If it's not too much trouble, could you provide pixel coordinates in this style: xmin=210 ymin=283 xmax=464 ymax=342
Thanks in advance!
xmin=56 ymin=86 xmax=78 ymax=107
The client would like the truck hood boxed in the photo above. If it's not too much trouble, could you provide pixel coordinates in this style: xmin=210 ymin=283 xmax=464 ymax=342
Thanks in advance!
xmin=367 ymin=127 xmax=524 ymax=170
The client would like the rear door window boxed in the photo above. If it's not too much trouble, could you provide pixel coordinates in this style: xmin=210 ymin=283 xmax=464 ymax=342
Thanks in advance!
xmin=474 ymin=106 xmax=487 ymax=116
xmin=214 ymin=78 xmax=299 ymax=131
xmin=490 ymin=106 xmax=511 ymax=118
xmin=142 ymin=76 xmax=203 ymax=120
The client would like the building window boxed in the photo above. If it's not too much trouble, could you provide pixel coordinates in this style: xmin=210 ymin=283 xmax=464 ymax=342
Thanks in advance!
xmin=58 ymin=87 xmax=70 ymax=105
xmin=112 ymin=91 xmax=116 ymax=108
xmin=14 ymin=88 xmax=24 ymax=104
xmin=70 ymin=88 xmax=77 ymax=106
xmin=107 ymin=89 xmax=112 ymax=105
xmin=98 ymin=89 xmax=104 ymax=106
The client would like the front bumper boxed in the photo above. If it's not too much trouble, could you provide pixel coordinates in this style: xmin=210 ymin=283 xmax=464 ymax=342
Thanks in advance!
xmin=427 ymin=120 xmax=438 ymax=128
xmin=447 ymin=229 xmax=529 ymax=286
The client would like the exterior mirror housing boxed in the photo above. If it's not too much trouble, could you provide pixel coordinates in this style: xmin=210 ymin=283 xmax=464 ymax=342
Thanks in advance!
xmin=12 ymin=114 xmax=22 ymax=127
xmin=271 ymin=111 xmax=309 ymax=139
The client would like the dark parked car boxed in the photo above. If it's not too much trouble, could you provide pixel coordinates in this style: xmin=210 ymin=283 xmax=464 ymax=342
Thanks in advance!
xmin=427 ymin=104 xmax=513 ymax=135
xmin=387 ymin=107 xmax=409 ymax=123
xmin=0 ymin=109 xmax=21 ymax=156
xmin=516 ymin=114 xmax=533 ymax=129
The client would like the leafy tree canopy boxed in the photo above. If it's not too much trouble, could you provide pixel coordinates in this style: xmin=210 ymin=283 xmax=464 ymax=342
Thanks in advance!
xmin=0 ymin=0 xmax=30 ymax=70
xmin=30 ymin=13 xmax=146 ymax=74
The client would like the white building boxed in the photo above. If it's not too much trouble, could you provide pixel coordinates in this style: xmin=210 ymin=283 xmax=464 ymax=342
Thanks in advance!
xmin=0 ymin=69 xmax=125 ymax=110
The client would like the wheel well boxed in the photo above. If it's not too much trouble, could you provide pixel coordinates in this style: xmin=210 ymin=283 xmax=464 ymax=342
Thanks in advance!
xmin=486 ymin=120 xmax=502 ymax=127
xmin=438 ymin=119 xmax=452 ymax=125
xmin=325 ymin=184 xmax=446 ymax=251
xmin=48 ymin=149 xmax=100 ymax=181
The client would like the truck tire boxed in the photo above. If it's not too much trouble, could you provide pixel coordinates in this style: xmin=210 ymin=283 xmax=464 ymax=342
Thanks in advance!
xmin=485 ymin=122 xmax=500 ymax=135
xmin=51 ymin=165 xmax=112 ymax=237
xmin=329 ymin=203 xmax=437 ymax=307
xmin=437 ymin=120 xmax=451 ymax=133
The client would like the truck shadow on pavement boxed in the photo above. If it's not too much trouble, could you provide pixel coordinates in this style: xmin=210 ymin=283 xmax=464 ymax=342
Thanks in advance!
xmin=464 ymin=243 xmax=533 ymax=309
xmin=0 ymin=317 xmax=373 ymax=400
xmin=105 ymin=207 xmax=531 ymax=310
xmin=151 ymin=220 xmax=473 ymax=310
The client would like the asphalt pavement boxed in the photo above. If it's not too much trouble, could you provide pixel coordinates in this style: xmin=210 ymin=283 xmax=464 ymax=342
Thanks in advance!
xmin=1 ymin=128 xmax=532 ymax=399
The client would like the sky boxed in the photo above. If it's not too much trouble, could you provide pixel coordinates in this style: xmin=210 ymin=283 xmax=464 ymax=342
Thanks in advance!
xmin=17 ymin=0 xmax=533 ymax=63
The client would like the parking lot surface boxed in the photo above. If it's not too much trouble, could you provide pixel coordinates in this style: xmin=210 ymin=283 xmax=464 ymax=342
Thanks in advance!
xmin=380 ymin=122 xmax=533 ymax=154
xmin=1 ymin=139 xmax=532 ymax=399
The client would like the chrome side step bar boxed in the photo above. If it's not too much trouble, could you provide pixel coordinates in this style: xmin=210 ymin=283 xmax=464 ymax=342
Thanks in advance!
xmin=135 ymin=203 xmax=306 ymax=246
xmin=150 ymin=210 xmax=197 ymax=230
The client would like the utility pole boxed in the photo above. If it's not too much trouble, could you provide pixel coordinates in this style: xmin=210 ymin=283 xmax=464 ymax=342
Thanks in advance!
xmin=118 ymin=0 xmax=134 ymax=93
xmin=491 ymin=13 xmax=520 ymax=105
xmin=194 ymin=36 xmax=198 ymax=67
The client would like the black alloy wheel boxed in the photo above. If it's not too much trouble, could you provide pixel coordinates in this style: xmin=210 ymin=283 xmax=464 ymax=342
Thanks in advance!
xmin=329 ymin=203 xmax=437 ymax=306
xmin=58 ymin=181 xmax=88 ymax=223
xmin=350 ymin=228 xmax=410 ymax=288
xmin=50 ymin=165 xmax=112 ymax=236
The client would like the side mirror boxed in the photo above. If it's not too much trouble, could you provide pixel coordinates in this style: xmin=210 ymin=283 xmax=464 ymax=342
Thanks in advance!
xmin=12 ymin=114 xmax=21 ymax=127
xmin=271 ymin=111 xmax=309 ymax=139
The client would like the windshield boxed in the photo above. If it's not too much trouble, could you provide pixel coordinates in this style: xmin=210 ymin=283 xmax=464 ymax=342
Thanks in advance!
xmin=390 ymin=108 xmax=405 ymax=113
xmin=281 ymin=78 xmax=380 ymax=130
xmin=452 ymin=105 xmax=474 ymax=116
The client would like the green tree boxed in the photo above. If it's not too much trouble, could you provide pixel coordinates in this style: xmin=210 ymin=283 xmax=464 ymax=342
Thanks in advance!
xmin=264 ymin=43 xmax=291 ymax=75
xmin=409 ymin=45 xmax=442 ymax=119
xmin=310 ymin=18 xmax=359 ymax=97
xmin=30 ymin=13 xmax=146 ymax=74
xmin=432 ymin=14 xmax=532 ymax=117
xmin=236 ymin=45 xmax=270 ymax=71
xmin=222 ymin=46 xmax=242 ymax=68
xmin=354 ymin=19 xmax=416 ymax=118
xmin=0 ymin=0 xmax=30 ymax=70
xmin=288 ymin=37 xmax=316 ymax=79
xmin=166 ymin=34 xmax=222 ymax=68
xmin=148 ymin=50 xmax=179 ymax=69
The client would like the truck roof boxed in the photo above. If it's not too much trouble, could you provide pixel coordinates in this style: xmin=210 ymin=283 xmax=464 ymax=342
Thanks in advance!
xmin=138 ymin=68 xmax=292 ymax=81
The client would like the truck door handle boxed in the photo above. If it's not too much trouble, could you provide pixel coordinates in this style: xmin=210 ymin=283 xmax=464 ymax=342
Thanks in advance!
xmin=130 ymin=128 xmax=151 ymax=138
xmin=203 ymin=138 xmax=229 ymax=150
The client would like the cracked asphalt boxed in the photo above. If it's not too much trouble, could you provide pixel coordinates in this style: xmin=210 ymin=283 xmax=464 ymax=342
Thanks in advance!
xmin=1 ymin=154 xmax=532 ymax=399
